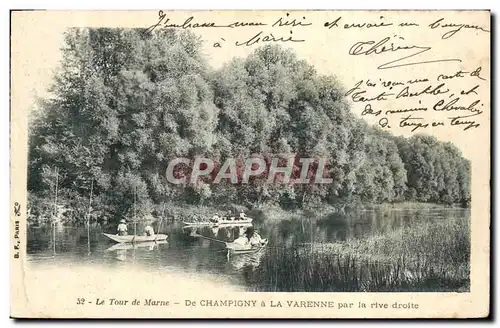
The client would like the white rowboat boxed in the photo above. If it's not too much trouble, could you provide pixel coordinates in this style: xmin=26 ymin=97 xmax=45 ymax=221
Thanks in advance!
xmin=226 ymin=239 xmax=268 ymax=255
xmin=105 ymin=240 xmax=168 ymax=251
xmin=102 ymin=233 xmax=168 ymax=243
xmin=183 ymin=218 xmax=253 ymax=226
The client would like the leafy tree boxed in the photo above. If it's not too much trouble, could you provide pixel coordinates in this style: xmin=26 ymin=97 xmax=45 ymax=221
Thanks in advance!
xmin=394 ymin=135 xmax=470 ymax=206
xmin=28 ymin=28 xmax=218 ymax=221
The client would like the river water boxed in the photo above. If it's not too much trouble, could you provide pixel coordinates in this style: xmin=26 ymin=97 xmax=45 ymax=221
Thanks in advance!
xmin=27 ymin=206 xmax=470 ymax=292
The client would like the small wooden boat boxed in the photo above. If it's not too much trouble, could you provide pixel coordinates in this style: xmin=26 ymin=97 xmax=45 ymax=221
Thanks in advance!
xmin=182 ymin=223 xmax=253 ymax=231
xmin=190 ymin=232 xmax=268 ymax=256
xmin=229 ymin=247 xmax=266 ymax=270
xmin=183 ymin=218 xmax=253 ymax=227
xmin=104 ymin=188 xmax=169 ymax=244
xmin=226 ymin=239 xmax=268 ymax=255
xmin=102 ymin=233 xmax=168 ymax=244
xmin=105 ymin=240 xmax=168 ymax=251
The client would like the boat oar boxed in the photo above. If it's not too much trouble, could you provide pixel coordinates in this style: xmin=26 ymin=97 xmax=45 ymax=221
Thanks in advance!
xmin=191 ymin=233 xmax=228 ymax=246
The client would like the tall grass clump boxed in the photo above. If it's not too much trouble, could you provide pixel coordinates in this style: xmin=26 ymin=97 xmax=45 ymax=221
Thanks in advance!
xmin=250 ymin=216 xmax=469 ymax=292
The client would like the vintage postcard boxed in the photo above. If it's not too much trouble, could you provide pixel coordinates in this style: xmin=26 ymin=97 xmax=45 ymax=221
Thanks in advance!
xmin=10 ymin=10 xmax=490 ymax=319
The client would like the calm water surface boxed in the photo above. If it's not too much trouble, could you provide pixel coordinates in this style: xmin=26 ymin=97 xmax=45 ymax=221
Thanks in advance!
xmin=27 ymin=207 xmax=469 ymax=292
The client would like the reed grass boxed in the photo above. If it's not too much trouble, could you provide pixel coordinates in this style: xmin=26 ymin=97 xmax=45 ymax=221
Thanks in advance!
xmin=250 ymin=216 xmax=470 ymax=292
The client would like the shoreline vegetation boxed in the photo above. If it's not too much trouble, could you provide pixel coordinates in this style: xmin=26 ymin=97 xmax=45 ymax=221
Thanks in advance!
xmin=251 ymin=214 xmax=470 ymax=292
xmin=27 ymin=197 xmax=466 ymax=226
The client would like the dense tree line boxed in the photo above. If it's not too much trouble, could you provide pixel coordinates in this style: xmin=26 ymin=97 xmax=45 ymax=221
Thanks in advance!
xmin=27 ymin=28 xmax=471 ymax=222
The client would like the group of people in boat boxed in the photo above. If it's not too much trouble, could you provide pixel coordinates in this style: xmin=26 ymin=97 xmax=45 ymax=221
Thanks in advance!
xmin=117 ymin=219 xmax=155 ymax=237
xmin=209 ymin=212 xmax=249 ymax=223
xmin=232 ymin=226 xmax=265 ymax=248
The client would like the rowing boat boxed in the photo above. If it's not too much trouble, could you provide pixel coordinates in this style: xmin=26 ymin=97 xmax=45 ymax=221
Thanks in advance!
xmin=226 ymin=239 xmax=268 ymax=255
xmin=183 ymin=218 xmax=253 ymax=226
xmin=190 ymin=232 xmax=268 ymax=256
xmin=102 ymin=233 xmax=168 ymax=243
xmin=105 ymin=240 xmax=168 ymax=251
xmin=182 ymin=223 xmax=253 ymax=230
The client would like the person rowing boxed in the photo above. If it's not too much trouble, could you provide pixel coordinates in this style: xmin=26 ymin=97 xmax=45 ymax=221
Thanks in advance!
xmin=249 ymin=230 xmax=264 ymax=247
xmin=226 ymin=226 xmax=256 ymax=250
xmin=117 ymin=219 xmax=128 ymax=236
xmin=243 ymin=226 xmax=264 ymax=247
xmin=232 ymin=234 xmax=250 ymax=248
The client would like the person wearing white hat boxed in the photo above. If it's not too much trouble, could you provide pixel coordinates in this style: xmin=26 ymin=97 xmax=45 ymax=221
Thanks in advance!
xmin=117 ymin=219 xmax=128 ymax=236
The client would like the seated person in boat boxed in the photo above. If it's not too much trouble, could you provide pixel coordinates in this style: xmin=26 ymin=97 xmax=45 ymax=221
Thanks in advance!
xmin=117 ymin=219 xmax=128 ymax=236
xmin=232 ymin=235 xmax=250 ymax=248
xmin=210 ymin=213 xmax=220 ymax=223
xmin=244 ymin=227 xmax=258 ymax=244
xmin=249 ymin=230 xmax=264 ymax=246
xmin=238 ymin=212 xmax=247 ymax=221
xmin=144 ymin=222 xmax=155 ymax=236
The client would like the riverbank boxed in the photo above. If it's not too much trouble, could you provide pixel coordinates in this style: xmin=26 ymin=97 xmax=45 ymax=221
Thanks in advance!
xmin=27 ymin=193 xmax=469 ymax=226
xmin=166 ymin=201 xmax=468 ymax=222
xmin=251 ymin=214 xmax=470 ymax=292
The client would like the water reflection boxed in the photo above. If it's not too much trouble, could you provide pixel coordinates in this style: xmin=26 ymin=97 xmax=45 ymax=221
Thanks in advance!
xmin=27 ymin=206 xmax=470 ymax=292
xmin=106 ymin=240 xmax=168 ymax=252
xmin=229 ymin=248 xmax=266 ymax=271
xmin=105 ymin=240 xmax=169 ymax=262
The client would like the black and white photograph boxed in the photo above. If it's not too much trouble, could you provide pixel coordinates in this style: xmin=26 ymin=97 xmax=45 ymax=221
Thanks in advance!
xmin=10 ymin=9 xmax=490 ymax=319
